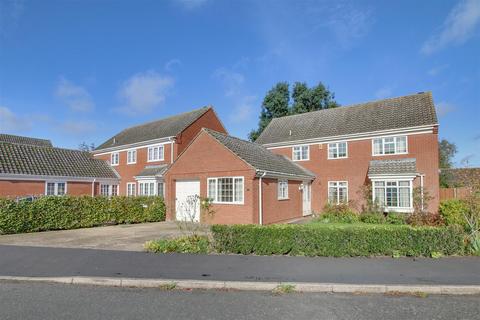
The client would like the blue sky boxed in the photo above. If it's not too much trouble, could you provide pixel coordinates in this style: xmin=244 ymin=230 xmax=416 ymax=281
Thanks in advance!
xmin=0 ymin=0 xmax=479 ymax=166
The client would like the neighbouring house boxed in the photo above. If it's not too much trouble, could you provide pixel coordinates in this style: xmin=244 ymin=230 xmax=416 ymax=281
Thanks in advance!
xmin=440 ymin=168 xmax=480 ymax=188
xmin=256 ymin=92 xmax=440 ymax=214
xmin=0 ymin=134 xmax=119 ymax=198
xmin=92 ymin=106 xmax=227 ymax=197
xmin=164 ymin=128 xmax=315 ymax=224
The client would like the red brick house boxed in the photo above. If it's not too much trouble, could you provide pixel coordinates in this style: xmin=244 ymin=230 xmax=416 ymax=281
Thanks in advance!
xmin=92 ymin=106 xmax=227 ymax=197
xmin=0 ymin=134 xmax=119 ymax=198
xmin=256 ymin=92 xmax=440 ymax=214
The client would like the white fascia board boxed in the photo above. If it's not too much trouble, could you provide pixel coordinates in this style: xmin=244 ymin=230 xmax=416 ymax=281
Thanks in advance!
xmin=264 ymin=125 xmax=437 ymax=149
xmin=0 ymin=174 xmax=119 ymax=183
xmin=368 ymin=174 xmax=418 ymax=180
xmin=92 ymin=136 xmax=175 ymax=156
xmin=134 ymin=176 xmax=164 ymax=181
xmin=255 ymin=170 xmax=315 ymax=181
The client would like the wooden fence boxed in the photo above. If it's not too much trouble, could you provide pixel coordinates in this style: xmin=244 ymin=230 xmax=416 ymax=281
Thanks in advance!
xmin=439 ymin=187 xmax=471 ymax=201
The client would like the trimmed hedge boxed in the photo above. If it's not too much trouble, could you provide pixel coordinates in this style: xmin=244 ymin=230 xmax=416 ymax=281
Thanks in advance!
xmin=211 ymin=224 xmax=465 ymax=257
xmin=0 ymin=196 xmax=165 ymax=234
xmin=439 ymin=199 xmax=468 ymax=228
xmin=145 ymin=235 xmax=209 ymax=254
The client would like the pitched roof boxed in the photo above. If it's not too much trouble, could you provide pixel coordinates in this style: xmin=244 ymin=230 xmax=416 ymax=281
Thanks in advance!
xmin=0 ymin=142 xmax=118 ymax=179
xmin=96 ymin=106 xmax=212 ymax=150
xmin=256 ymin=92 xmax=438 ymax=145
xmin=0 ymin=133 xmax=53 ymax=147
xmin=136 ymin=164 xmax=169 ymax=177
xmin=368 ymin=158 xmax=417 ymax=176
xmin=204 ymin=129 xmax=314 ymax=179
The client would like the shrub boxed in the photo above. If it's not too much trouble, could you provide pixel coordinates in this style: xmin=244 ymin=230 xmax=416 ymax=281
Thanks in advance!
xmin=360 ymin=213 xmax=386 ymax=224
xmin=439 ymin=200 xmax=468 ymax=228
xmin=144 ymin=235 xmax=209 ymax=254
xmin=318 ymin=203 xmax=359 ymax=223
xmin=407 ymin=212 xmax=444 ymax=227
xmin=0 ymin=196 xmax=165 ymax=234
xmin=211 ymin=224 xmax=465 ymax=257
xmin=385 ymin=213 xmax=407 ymax=225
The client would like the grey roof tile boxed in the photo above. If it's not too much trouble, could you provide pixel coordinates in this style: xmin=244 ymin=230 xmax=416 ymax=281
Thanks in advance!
xmin=368 ymin=158 xmax=417 ymax=175
xmin=205 ymin=129 xmax=315 ymax=179
xmin=0 ymin=133 xmax=53 ymax=147
xmin=256 ymin=92 xmax=438 ymax=145
xmin=0 ymin=142 xmax=118 ymax=179
xmin=136 ymin=164 xmax=169 ymax=177
xmin=96 ymin=106 xmax=211 ymax=150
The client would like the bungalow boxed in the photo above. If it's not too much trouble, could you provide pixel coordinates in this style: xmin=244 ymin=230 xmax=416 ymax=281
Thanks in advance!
xmin=0 ymin=134 xmax=119 ymax=198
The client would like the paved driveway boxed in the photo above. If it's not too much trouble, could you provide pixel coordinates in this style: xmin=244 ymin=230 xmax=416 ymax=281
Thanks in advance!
xmin=0 ymin=222 xmax=187 ymax=251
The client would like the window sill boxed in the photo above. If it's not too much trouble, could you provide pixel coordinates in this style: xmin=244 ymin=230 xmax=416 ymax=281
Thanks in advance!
xmin=327 ymin=157 xmax=348 ymax=160
xmin=277 ymin=198 xmax=289 ymax=201
xmin=211 ymin=202 xmax=244 ymax=205
xmin=372 ymin=152 xmax=408 ymax=157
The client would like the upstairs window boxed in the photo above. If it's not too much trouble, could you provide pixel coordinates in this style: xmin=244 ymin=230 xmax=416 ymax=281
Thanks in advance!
xmin=373 ymin=136 xmax=407 ymax=156
xmin=292 ymin=145 xmax=309 ymax=161
xmin=127 ymin=149 xmax=137 ymax=164
xmin=277 ymin=179 xmax=289 ymax=200
xmin=207 ymin=177 xmax=244 ymax=204
xmin=46 ymin=182 xmax=66 ymax=196
xmin=328 ymin=142 xmax=348 ymax=159
xmin=111 ymin=152 xmax=119 ymax=166
xmin=148 ymin=145 xmax=164 ymax=162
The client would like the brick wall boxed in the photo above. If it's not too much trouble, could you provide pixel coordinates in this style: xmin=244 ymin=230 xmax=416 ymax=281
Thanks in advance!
xmin=261 ymin=178 xmax=304 ymax=224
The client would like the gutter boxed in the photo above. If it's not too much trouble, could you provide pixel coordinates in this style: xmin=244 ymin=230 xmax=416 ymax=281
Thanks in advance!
xmin=258 ymin=171 xmax=267 ymax=225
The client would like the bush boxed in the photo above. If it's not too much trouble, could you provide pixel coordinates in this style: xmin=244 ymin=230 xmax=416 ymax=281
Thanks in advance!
xmin=0 ymin=196 xmax=165 ymax=234
xmin=211 ymin=224 xmax=465 ymax=257
xmin=407 ymin=212 xmax=444 ymax=227
xmin=439 ymin=200 xmax=468 ymax=228
xmin=318 ymin=203 xmax=359 ymax=223
xmin=385 ymin=213 xmax=407 ymax=225
xmin=145 ymin=235 xmax=209 ymax=254
xmin=360 ymin=213 xmax=386 ymax=224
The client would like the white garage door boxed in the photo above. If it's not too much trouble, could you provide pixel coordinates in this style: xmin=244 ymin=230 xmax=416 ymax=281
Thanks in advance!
xmin=175 ymin=180 xmax=201 ymax=222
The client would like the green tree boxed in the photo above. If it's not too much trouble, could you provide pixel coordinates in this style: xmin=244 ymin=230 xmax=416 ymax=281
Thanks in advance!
xmin=249 ymin=81 xmax=338 ymax=141
xmin=439 ymin=139 xmax=457 ymax=169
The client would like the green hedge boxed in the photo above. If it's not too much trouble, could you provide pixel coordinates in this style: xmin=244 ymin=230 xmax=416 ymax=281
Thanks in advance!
xmin=439 ymin=199 xmax=468 ymax=229
xmin=211 ymin=224 xmax=465 ymax=257
xmin=145 ymin=235 xmax=209 ymax=254
xmin=0 ymin=196 xmax=165 ymax=234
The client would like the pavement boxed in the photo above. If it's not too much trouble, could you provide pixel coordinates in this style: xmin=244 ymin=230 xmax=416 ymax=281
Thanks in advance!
xmin=1 ymin=281 xmax=479 ymax=320
xmin=0 ymin=221 xmax=184 ymax=251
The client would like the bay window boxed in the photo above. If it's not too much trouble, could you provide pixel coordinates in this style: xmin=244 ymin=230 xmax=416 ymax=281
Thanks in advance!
xmin=138 ymin=181 xmax=164 ymax=196
xmin=328 ymin=181 xmax=348 ymax=204
xmin=372 ymin=136 xmax=407 ymax=155
xmin=207 ymin=177 xmax=244 ymax=204
xmin=373 ymin=180 xmax=412 ymax=210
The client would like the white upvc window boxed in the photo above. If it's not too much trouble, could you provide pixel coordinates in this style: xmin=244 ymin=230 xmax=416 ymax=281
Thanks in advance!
xmin=292 ymin=145 xmax=309 ymax=161
xmin=100 ymin=184 xmax=119 ymax=197
xmin=277 ymin=179 xmax=289 ymax=200
xmin=373 ymin=180 xmax=412 ymax=211
xmin=45 ymin=182 xmax=67 ymax=196
xmin=127 ymin=149 xmax=137 ymax=164
xmin=157 ymin=182 xmax=165 ymax=197
xmin=328 ymin=181 xmax=348 ymax=204
xmin=138 ymin=181 xmax=164 ymax=196
xmin=207 ymin=177 xmax=244 ymax=204
xmin=126 ymin=183 xmax=136 ymax=196
xmin=147 ymin=145 xmax=164 ymax=162
xmin=328 ymin=142 xmax=348 ymax=159
xmin=372 ymin=136 xmax=408 ymax=156
xmin=111 ymin=152 xmax=119 ymax=166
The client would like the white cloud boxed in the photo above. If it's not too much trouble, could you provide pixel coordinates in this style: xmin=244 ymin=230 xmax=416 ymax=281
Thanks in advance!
xmin=0 ymin=106 xmax=31 ymax=132
xmin=117 ymin=70 xmax=174 ymax=115
xmin=229 ymin=95 xmax=256 ymax=123
xmin=428 ymin=64 xmax=449 ymax=76
xmin=165 ymin=59 xmax=182 ymax=72
xmin=173 ymin=0 xmax=208 ymax=10
xmin=59 ymin=120 xmax=96 ymax=136
xmin=213 ymin=67 xmax=245 ymax=97
xmin=374 ymin=86 xmax=393 ymax=99
xmin=436 ymin=101 xmax=456 ymax=117
xmin=55 ymin=77 xmax=95 ymax=112
xmin=421 ymin=0 xmax=480 ymax=55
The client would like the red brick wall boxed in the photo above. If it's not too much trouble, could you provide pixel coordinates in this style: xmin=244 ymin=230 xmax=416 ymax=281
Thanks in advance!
xmin=0 ymin=180 xmax=100 ymax=198
xmin=164 ymin=131 xmax=257 ymax=224
xmin=268 ymin=131 xmax=440 ymax=213
xmin=261 ymin=178 xmax=304 ymax=224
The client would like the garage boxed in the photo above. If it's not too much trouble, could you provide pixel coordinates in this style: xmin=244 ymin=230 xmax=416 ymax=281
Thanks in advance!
xmin=175 ymin=180 xmax=201 ymax=222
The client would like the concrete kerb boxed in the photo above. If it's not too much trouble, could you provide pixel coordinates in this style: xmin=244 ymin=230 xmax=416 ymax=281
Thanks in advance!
xmin=0 ymin=276 xmax=479 ymax=295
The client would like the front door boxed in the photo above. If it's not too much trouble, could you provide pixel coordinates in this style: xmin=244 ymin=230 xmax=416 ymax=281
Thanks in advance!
xmin=175 ymin=180 xmax=201 ymax=222
xmin=302 ymin=182 xmax=311 ymax=216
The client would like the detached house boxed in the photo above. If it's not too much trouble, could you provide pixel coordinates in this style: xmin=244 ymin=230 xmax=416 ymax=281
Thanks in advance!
xmin=256 ymin=92 xmax=440 ymax=214
xmin=92 ymin=107 xmax=226 ymax=197
xmin=0 ymin=134 xmax=119 ymax=198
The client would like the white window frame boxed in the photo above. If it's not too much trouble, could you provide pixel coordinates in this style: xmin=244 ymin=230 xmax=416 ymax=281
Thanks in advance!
xmin=127 ymin=149 xmax=137 ymax=164
xmin=137 ymin=180 xmax=163 ymax=196
xmin=111 ymin=152 xmax=119 ymax=166
xmin=277 ymin=179 xmax=289 ymax=200
xmin=328 ymin=141 xmax=348 ymax=159
xmin=328 ymin=181 xmax=348 ymax=204
xmin=292 ymin=145 xmax=309 ymax=161
xmin=147 ymin=145 xmax=164 ymax=162
xmin=372 ymin=136 xmax=408 ymax=156
xmin=371 ymin=178 xmax=413 ymax=212
xmin=45 ymin=181 xmax=67 ymax=196
xmin=126 ymin=182 xmax=136 ymax=196
xmin=207 ymin=177 xmax=244 ymax=205
xmin=100 ymin=184 xmax=119 ymax=197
